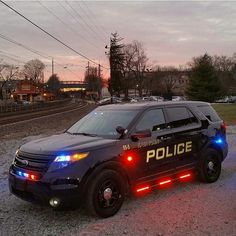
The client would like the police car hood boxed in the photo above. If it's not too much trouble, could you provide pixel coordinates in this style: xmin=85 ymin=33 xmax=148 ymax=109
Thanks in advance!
xmin=20 ymin=133 xmax=117 ymax=155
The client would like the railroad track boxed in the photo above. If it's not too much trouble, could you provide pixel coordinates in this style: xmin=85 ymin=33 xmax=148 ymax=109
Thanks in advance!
xmin=0 ymin=102 xmax=93 ymax=126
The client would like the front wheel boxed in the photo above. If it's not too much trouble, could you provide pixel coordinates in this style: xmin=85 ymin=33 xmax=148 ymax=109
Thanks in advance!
xmin=199 ymin=148 xmax=222 ymax=183
xmin=86 ymin=169 xmax=125 ymax=218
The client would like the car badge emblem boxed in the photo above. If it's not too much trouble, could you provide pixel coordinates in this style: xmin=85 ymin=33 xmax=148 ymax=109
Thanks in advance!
xmin=19 ymin=159 xmax=29 ymax=166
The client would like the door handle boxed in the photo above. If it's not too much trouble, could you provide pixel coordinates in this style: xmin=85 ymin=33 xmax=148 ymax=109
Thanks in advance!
xmin=160 ymin=136 xmax=172 ymax=141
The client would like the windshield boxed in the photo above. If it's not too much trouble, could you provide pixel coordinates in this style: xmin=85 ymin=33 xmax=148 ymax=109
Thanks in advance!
xmin=67 ymin=109 xmax=138 ymax=138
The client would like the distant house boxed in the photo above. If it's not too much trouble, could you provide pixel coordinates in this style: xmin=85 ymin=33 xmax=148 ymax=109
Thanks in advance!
xmin=145 ymin=70 xmax=190 ymax=96
xmin=13 ymin=79 xmax=41 ymax=102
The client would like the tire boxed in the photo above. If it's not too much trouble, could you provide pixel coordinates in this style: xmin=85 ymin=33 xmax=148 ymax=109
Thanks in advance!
xmin=86 ymin=169 xmax=125 ymax=218
xmin=199 ymin=148 xmax=222 ymax=183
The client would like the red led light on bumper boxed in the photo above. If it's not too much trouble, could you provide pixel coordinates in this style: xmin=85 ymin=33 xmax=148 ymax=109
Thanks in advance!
xmin=135 ymin=172 xmax=194 ymax=194
xmin=16 ymin=170 xmax=40 ymax=181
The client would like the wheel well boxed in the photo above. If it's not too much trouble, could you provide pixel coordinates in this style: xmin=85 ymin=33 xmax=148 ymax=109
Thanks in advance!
xmin=207 ymin=144 xmax=223 ymax=161
xmin=80 ymin=161 xmax=131 ymax=197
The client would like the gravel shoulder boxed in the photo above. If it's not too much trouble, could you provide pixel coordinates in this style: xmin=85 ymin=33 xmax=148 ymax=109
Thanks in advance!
xmin=0 ymin=114 xmax=235 ymax=236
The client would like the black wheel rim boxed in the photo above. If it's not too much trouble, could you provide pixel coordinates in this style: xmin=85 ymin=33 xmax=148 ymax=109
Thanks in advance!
xmin=205 ymin=155 xmax=220 ymax=180
xmin=97 ymin=179 xmax=121 ymax=209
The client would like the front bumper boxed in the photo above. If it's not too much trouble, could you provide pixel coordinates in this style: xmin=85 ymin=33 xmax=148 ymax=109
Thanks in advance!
xmin=8 ymin=167 xmax=82 ymax=207
xmin=222 ymin=142 xmax=228 ymax=161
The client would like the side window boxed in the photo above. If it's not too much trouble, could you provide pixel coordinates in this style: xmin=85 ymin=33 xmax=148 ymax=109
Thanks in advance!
xmin=198 ymin=105 xmax=221 ymax=122
xmin=188 ymin=109 xmax=199 ymax=124
xmin=136 ymin=109 xmax=166 ymax=132
xmin=166 ymin=107 xmax=198 ymax=129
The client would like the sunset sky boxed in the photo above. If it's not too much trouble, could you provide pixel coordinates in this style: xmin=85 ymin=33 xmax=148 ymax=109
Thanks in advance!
xmin=0 ymin=1 xmax=236 ymax=81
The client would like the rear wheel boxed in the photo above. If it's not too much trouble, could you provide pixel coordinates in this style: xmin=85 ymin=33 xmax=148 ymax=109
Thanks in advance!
xmin=86 ymin=169 xmax=125 ymax=218
xmin=199 ymin=148 xmax=221 ymax=183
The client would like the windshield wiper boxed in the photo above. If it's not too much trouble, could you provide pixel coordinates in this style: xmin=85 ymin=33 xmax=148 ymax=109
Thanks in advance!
xmin=72 ymin=132 xmax=98 ymax=137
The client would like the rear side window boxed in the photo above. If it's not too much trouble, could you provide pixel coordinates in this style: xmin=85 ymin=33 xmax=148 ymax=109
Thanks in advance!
xmin=136 ymin=109 xmax=166 ymax=132
xmin=198 ymin=105 xmax=221 ymax=122
xmin=166 ymin=107 xmax=198 ymax=129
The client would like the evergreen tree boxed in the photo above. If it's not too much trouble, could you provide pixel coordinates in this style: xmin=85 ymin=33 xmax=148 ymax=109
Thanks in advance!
xmin=108 ymin=32 xmax=124 ymax=96
xmin=186 ymin=54 xmax=223 ymax=102
xmin=46 ymin=74 xmax=60 ymax=95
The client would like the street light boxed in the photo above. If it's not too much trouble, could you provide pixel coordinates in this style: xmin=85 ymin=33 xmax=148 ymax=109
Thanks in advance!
xmin=146 ymin=68 xmax=153 ymax=95
xmin=135 ymin=84 xmax=139 ymax=97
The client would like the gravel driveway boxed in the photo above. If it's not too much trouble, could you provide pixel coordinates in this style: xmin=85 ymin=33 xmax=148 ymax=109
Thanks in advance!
xmin=0 ymin=112 xmax=235 ymax=236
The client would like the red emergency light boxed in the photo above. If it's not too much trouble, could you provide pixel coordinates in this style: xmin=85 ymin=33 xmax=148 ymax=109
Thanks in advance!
xmin=16 ymin=171 xmax=40 ymax=181
xmin=179 ymin=173 xmax=191 ymax=179
xmin=136 ymin=185 xmax=150 ymax=193
xmin=127 ymin=156 xmax=133 ymax=162
xmin=159 ymin=179 xmax=172 ymax=186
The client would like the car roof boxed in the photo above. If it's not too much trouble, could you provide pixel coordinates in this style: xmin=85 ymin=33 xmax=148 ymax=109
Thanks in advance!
xmin=96 ymin=101 xmax=209 ymax=111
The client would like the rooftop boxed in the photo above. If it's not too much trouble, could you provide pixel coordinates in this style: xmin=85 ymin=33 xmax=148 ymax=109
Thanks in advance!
xmin=96 ymin=101 xmax=209 ymax=110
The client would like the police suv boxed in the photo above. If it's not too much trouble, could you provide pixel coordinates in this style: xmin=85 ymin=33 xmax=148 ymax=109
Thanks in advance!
xmin=9 ymin=101 xmax=228 ymax=218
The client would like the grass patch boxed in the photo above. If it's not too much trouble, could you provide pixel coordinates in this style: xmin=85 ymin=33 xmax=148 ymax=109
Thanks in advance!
xmin=212 ymin=103 xmax=236 ymax=125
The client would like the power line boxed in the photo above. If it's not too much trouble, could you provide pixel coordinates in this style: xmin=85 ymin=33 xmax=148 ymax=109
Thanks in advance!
xmin=37 ymin=0 xmax=100 ymax=51
xmin=80 ymin=0 xmax=108 ymax=37
xmin=58 ymin=1 xmax=110 ymax=69
xmin=58 ymin=1 xmax=102 ymax=46
xmin=0 ymin=51 xmax=81 ymax=80
xmin=0 ymin=33 xmax=51 ymax=60
xmin=0 ymin=0 xmax=109 ymax=70
xmin=0 ymin=50 xmax=51 ymax=68
xmin=0 ymin=50 xmax=27 ymax=62
xmin=76 ymin=1 xmax=107 ymax=42
xmin=64 ymin=0 xmax=105 ymax=43
xmin=0 ymin=34 xmax=83 ymax=79
xmin=0 ymin=52 xmax=26 ymax=64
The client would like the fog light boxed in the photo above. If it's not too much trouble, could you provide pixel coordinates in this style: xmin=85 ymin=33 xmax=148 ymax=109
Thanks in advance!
xmin=49 ymin=198 xmax=60 ymax=207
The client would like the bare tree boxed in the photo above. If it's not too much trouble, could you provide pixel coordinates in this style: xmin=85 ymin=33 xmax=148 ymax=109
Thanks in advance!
xmin=150 ymin=66 xmax=182 ymax=97
xmin=212 ymin=55 xmax=236 ymax=94
xmin=213 ymin=55 xmax=234 ymax=72
xmin=122 ymin=41 xmax=148 ymax=97
xmin=0 ymin=61 xmax=19 ymax=100
xmin=122 ymin=43 xmax=137 ymax=98
xmin=130 ymin=41 xmax=148 ymax=96
xmin=23 ymin=59 xmax=45 ymax=83
xmin=85 ymin=66 xmax=103 ymax=99
xmin=160 ymin=67 xmax=179 ymax=96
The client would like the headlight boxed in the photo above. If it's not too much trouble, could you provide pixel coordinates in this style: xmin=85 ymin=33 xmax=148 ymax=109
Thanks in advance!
xmin=15 ymin=149 xmax=19 ymax=156
xmin=49 ymin=153 xmax=89 ymax=172
xmin=13 ymin=149 xmax=20 ymax=164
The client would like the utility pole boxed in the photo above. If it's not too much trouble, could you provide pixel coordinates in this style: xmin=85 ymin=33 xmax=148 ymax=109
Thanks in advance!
xmin=98 ymin=64 xmax=101 ymax=78
xmin=87 ymin=61 xmax=90 ymax=76
xmin=52 ymin=58 xmax=54 ymax=76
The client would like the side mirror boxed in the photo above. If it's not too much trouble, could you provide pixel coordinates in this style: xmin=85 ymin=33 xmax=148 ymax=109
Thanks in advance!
xmin=131 ymin=129 xmax=151 ymax=141
xmin=116 ymin=126 xmax=127 ymax=136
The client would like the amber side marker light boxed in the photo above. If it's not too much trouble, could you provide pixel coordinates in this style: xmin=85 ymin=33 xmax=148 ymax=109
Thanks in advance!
xmin=136 ymin=186 xmax=150 ymax=193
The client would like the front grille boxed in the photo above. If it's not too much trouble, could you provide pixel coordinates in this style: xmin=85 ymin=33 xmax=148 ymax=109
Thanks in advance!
xmin=14 ymin=150 xmax=54 ymax=172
